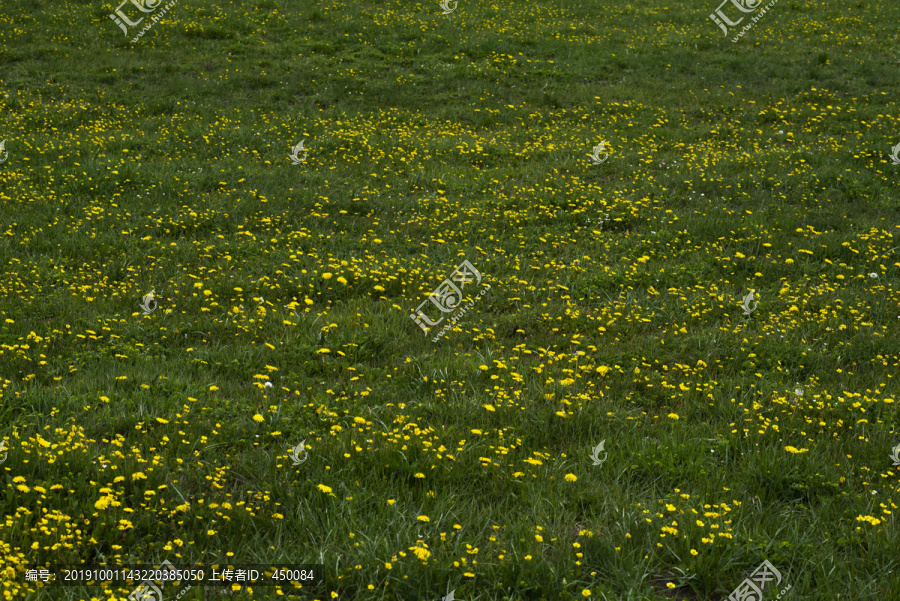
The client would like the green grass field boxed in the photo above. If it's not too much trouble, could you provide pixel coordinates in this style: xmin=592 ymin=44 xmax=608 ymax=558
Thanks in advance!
xmin=1 ymin=0 xmax=899 ymax=599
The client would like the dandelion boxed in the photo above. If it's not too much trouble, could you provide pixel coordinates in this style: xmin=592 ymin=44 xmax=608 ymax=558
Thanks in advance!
xmin=253 ymin=414 xmax=264 ymax=422
xmin=417 ymin=515 xmax=430 ymax=522
xmin=564 ymin=473 xmax=577 ymax=482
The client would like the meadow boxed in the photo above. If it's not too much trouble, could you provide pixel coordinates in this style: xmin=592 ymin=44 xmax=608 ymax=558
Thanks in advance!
xmin=1 ymin=0 xmax=899 ymax=599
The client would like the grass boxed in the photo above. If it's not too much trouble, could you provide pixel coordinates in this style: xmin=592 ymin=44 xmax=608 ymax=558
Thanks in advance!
xmin=1 ymin=0 xmax=899 ymax=599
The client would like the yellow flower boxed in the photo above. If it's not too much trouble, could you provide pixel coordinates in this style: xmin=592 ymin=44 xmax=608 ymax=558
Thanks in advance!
xmin=582 ymin=590 xmax=591 ymax=598
xmin=132 ymin=472 xmax=147 ymax=480
xmin=317 ymin=484 xmax=333 ymax=494
xmin=690 ymin=549 xmax=698 ymax=556
xmin=322 ymin=273 xmax=333 ymax=279
xmin=16 ymin=485 xmax=30 ymax=493
xmin=564 ymin=473 xmax=577 ymax=482
xmin=414 ymin=473 xmax=425 ymax=479
xmin=417 ymin=515 xmax=430 ymax=522
xmin=856 ymin=515 xmax=882 ymax=526
xmin=484 ymin=404 xmax=496 ymax=412
xmin=667 ymin=413 xmax=679 ymax=420
xmin=785 ymin=446 xmax=808 ymax=453
xmin=410 ymin=547 xmax=431 ymax=561
xmin=385 ymin=562 xmax=392 ymax=570
xmin=209 ymin=385 xmax=219 ymax=391
xmin=253 ymin=414 xmax=264 ymax=423
xmin=387 ymin=499 xmax=396 ymax=505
